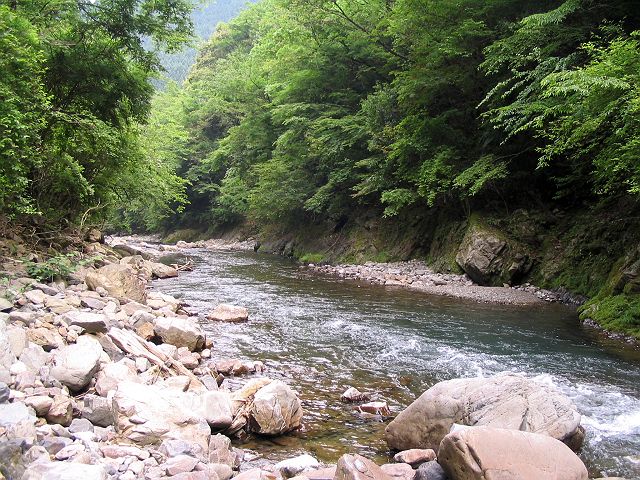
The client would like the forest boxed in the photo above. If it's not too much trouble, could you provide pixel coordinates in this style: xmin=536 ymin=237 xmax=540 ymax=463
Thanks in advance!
xmin=1 ymin=0 xmax=640 ymax=336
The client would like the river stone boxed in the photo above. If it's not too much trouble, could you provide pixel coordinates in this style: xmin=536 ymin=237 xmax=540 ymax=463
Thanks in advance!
xmin=27 ymin=327 xmax=65 ymax=352
xmin=207 ymin=304 xmax=249 ymax=322
xmin=248 ymin=380 xmax=303 ymax=435
xmin=19 ymin=344 xmax=49 ymax=372
xmin=274 ymin=454 xmax=321 ymax=478
xmin=22 ymin=462 xmax=108 ymax=480
xmin=9 ymin=310 xmax=36 ymax=326
xmin=50 ymin=335 xmax=103 ymax=392
xmin=46 ymin=394 xmax=73 ymax=426
xmin=112 ymin=381 xmax=211 ymax=451
xmin=380 ymin=463 xmax=415 ymax=480
xmin=208 ymin=433 xmax=238 ymax=468
xmin=0 ymin=381 xmax=9 ymax=403
xmin=6 ymin=324 xmax=27 ymax=357
xmin=0 ymin=439 xmax=27 ymax=480
xmin=393 ymin=448 xmax=436 ymax=467
xmin=196 ymin=390 xmax=234 ymax=430
xmin=159 ymin=438 xmax=206 ymax=460
xmin=95 ymin=358 xmax=139 ymax=396
xmin=0 ymin=401 xmax=36 ymax=427
xmin=149 ymin=261 xmax=179 ymax=279
xmin=24 ymin=289 xmax=47 ymax=305
xmin=0 ymin=317 xmax=16 ymax=369
xmin=154 ymin=316 xmax=205 ymax=351
xmin=24 ymin=395 xmax=53 ymax=416
xmin=80 ymin=296 xmax=106 ymax=310
xmin=82 ymin=393 xmax=115 ymax=427
xmin=384 ymin=373 xmax=582 ymax=451
xmin=335 ymin=454 xmax=392 ymax=480
xmin=0 ymin=297 xmax=12 ymax=311
xmin=341 ymin=387 xmax=371 ymax=403
xmin=438 ymin=426 xmax=588 ymax=480
xmin=85 ymin=263 xmax=147 ymax=303
xmin=414 ymin=462 xmax=447 ymax=480
xmin=64 ymin=310 xmax=109 ymax=333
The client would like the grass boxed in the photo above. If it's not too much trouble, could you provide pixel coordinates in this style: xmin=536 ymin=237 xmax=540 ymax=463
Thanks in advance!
xmin=579 ymin=293 xmax=640 ymax=340
xmin=299 ymin=253 xmax=325 ymax=264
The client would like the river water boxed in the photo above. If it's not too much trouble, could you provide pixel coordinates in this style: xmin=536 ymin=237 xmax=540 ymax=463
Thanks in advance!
xmin=152 ymin=249 xmax=640 ymax=478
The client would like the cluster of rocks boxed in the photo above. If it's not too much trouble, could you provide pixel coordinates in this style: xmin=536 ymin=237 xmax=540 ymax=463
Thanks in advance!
xmin=306 ymin=261 xmax=473 ymax=290
xmin=0 ymin=235 xmax=625 ymax=480
xmin=303 ymin=261 xmax=559 ymax=305
xmin=0 ymin=239 xmax=302 ymax=479
xmin=232 ymin=374 xmax=615 ymax=480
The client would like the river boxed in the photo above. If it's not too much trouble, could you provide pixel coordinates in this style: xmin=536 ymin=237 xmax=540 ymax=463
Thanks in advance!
xmin=152 ymin=248 xmax=640 ymax=479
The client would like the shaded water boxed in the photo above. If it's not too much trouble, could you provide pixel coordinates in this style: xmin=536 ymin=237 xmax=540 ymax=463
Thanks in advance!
xmin=153 ymin=249 xmax=640 ymax=478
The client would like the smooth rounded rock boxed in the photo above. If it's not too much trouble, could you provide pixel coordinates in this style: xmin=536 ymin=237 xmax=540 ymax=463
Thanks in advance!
xmin=438 ymin=426 xmax=588 ymax=480
xmin=385 ymin=373 xmax=582 ymax=451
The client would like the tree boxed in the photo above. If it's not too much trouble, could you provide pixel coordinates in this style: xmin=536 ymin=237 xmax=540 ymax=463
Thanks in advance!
xmin=0 ymin=0 xmax=194 ymax=227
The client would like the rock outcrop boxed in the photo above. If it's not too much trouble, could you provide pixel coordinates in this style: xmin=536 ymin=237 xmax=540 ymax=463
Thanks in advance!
xmin=385 ymin=373 xmax=582 ymax=451
xmin=455 ymin=223 xmax=532 ymax=286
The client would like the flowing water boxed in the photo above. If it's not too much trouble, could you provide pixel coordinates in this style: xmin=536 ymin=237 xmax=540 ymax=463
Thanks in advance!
xmin=152 ymin=249 xmax=640 ymax=478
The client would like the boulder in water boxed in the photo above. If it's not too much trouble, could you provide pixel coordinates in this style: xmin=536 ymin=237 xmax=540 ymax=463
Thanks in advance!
xmin=248 ymin=380 xmax=302 ymax=435
xmin=385 ymin=373 xmax=582 ymax=451
xmin=207 ymin=304 xmax=249 ymax=322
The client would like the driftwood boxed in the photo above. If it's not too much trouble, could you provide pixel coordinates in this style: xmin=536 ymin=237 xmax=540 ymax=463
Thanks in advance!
xmin=107 ymin=327 xmax=203 ymax=389
xmin=172 ymin=259 xmax=194 ymax=272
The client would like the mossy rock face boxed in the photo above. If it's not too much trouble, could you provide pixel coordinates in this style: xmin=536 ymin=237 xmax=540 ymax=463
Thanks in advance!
xmin=162 ymin=229 xmax=203 ymax=244
xmin=455 ymin=221 xmax=532 ymax=286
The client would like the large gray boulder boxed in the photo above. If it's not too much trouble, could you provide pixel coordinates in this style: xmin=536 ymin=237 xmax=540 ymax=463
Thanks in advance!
xmin=85 ymin=263 xmax=147 ymax=303
xmin=154 ymin=316 xmax=205 ymax=352
xmin=248 ymin=380 xmax=302 ymax=435
xmin=50 ymin=335 xmax=103 ymax=392
xmin=455 ymin=223 xmax=531 ymax=286
xmin=438 ymin=426 xmax=588 ymax=480
xmin=112 ymin=381 xmax=211 ymax=451
xmin=385 ymin=373 xmax=582 ymax=452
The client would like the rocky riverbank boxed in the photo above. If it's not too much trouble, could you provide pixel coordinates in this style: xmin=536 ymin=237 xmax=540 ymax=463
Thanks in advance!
xmin=0 ymin=234 xmax=624 ymax=479
xmin=302 ymin=261 xmax=567 ymax=306
xmin=150 ymin=234 xmax=569 ymax=306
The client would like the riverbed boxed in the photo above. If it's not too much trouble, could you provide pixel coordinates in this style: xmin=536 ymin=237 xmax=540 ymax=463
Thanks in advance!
xmin=152 ymin=248 xmax=640 ymax=479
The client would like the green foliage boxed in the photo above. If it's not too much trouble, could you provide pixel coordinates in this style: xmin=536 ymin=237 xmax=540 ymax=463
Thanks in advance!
xmin=299 ymin=253 xmax=325 ymax=264
xmin=0 ymin=6 xmax=48 ymax=216
xmin=0 ymin=0 xmax=195 ymax=228
xmin=579 ymin=294 xmax=640 ymax=339
xmin=24 ymin=252 xmax=99 ymax=283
